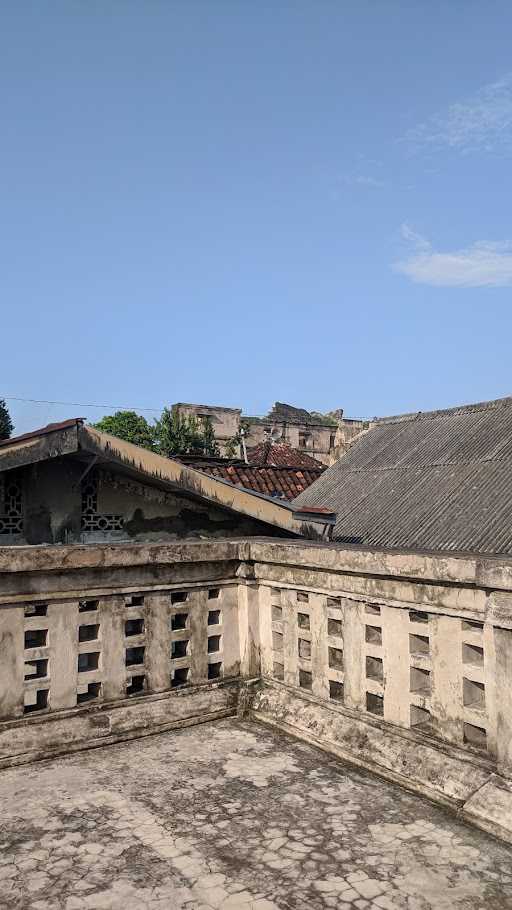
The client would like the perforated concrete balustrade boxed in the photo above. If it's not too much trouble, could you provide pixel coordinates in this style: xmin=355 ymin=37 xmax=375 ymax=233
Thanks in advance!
xmin=1 ymin=538 xmax=512 ymax=844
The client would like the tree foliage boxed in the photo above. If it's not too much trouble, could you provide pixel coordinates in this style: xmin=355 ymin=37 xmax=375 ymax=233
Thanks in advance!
xmin=0 ymin=399 xmax=13 ymax=441
xmin=155 ymin=408 xmax=219 ymax=458
xmin=93 ymin=411 xmax=155 ymax=450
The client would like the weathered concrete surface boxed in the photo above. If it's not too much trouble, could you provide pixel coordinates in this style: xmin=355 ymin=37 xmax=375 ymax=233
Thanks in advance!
xmin=0 ymin=718 xmax=511 ymax=910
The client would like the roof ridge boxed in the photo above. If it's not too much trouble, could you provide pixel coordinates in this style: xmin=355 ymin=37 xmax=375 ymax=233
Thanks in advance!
xmin=374 ymin=395 xmax=512 ymax=425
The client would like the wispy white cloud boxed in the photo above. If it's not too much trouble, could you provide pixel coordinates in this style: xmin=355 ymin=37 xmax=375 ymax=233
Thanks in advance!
xmin=343 ymin=174 xmax=385 ymax=188
xmin=402 ymin=73 xmax=512 ymax=154
xmin=393 ymin=224 xmax=512 ymax=287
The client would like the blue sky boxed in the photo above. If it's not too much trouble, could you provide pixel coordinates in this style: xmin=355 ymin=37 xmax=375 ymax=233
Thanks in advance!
xmin=2 ymin=2 xmax=512 ymax=434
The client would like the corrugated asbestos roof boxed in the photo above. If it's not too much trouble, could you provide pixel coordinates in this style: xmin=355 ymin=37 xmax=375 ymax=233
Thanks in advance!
xmin=293 ymin=395 xmax=512 ymax=556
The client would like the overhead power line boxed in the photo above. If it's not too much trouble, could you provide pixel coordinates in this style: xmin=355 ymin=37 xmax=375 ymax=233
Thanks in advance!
xmin=3 ymin=396 xmax=163 ymax=413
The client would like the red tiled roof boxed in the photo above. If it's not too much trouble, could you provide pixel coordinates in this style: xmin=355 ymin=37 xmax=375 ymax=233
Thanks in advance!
xmin=246 ymin=441 xmax=324 ymax=469
xmin=180 ymin=459 xmax=325 ymax=501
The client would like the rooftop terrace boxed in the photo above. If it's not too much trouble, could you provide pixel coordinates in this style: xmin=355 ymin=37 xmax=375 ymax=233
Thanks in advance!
xmin=3 ymin=717 xmax=512 ymax=910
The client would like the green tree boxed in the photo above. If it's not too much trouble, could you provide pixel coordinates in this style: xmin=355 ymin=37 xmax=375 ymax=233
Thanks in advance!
xmin=93 ymin=411 xmax=155 ymax=450
xmin=155 ymin=408 xmax=219 ymax=457
xmin=0 ymin=399 xmax=13 ymax=441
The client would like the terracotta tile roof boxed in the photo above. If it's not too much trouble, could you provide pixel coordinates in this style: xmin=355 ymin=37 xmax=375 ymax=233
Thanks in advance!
xmin=247 ymin=441 xmax=325 ymax=469
xmin=177 ymin=454 xmax=325 ymax=501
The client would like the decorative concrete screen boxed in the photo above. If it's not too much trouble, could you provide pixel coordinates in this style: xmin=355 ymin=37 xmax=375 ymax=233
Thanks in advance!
xmin=1 ymin=538 xmax=512 ymax=844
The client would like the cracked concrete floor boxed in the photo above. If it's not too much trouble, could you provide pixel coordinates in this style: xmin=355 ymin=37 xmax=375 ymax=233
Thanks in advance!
xmin=0 ymin=719 xmax=511 ymax=910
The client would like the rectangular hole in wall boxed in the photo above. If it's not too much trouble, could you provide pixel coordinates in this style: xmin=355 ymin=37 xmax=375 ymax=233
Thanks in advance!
xmin=208 ymin=588 xmax=220 ymax=600
xmin=271 ymin=605 xmax=283 ymax=622
xmin=365 ymin=604 xmax=381 ymax=616
xmin=171 ymin=612 xmax=188 ymax=631
xmin=271 ymin=588 xmax=281 ymax=601
xmin=463 ymin=722 xmax=487 ymax=751
xmin=78 ymin=651 xmax=100 ymax=672
xmin=171 ymin=666 xmax=189 ymax=688
xmin=410 ymin=704 xmax=431 ymax=730
xmin=409 ymin=610 xmax=429 ymax=624
xmin=327 ymin=597 xmax=341 ymax=609
xmin=463 ymin=677 xmax=485 ymax=709
xmin=171 ymin=591 xmax=188 ymax=604
xmin=125 ymin=647 xmax=144 ymax=667
xmin=24 ymin=629 xmax=48 ymax=649
xmin=208 ymin=661 xmax=222 ymax=680
xmin=24 ymin=658 xmax=48 ymax=680
xmin=328 ymin=618 xmax=343 ymax=637
xmin=273 ymin=661 xmax=284 ymax=681
xmin=24 ymin=604 xmax=47 ymax=618
xmin=366 ymin=692 xmax=384 ymax=716
xmin=126 ymin=674 xmax=145 ymax=696
xmin=272 ymin=630 xmax=284 ymax=652
xmin=366 ymin=655 xmax=384 ymax=682
xmin=297 ymin=612 xmax=310 ymax=630
xmin=329 ymin=680 xmax=344 ymax=702
xmin=409 ymin=633 xmax=430 ymax=656
xmin=24 ymin=689 xmax=49 ymax=714
xmin=208 ymin=635 xmax=222 ymax=654
xmin=208 ymin=610 xmax=221 ymax=626
xmin=299 ymin=669 xmax=312 ymax=690
xmin=126 ymin=595 xmax=144 ymax=608
xmin=171 ymin=639 xmax=189 ymax=659
xmin=462 ymin=643 xmax=484 ymax=666
xmin=328 ymin=646 xmax=344 ymax=671
xmin=365 ymin=625 xmax=382 ymax=646
xmin=79 ymin=624 xmax=100 ymax=643
xmin=77 ymin=682 xmax=101 ymax=704
xmin=462 ymin=620 xmax=484 ymax=633
xmin=125 ymin=618 xmax=144 ymax=637
xmin=298 ymin=638 xmax=312 ymax=659
xmin=410 ymin=666 xmax=431 ymax=694
xmin=79 ymin=599 xmax=99 ymax=613
xmin=296 ymin=592 xmax=309 ymax=603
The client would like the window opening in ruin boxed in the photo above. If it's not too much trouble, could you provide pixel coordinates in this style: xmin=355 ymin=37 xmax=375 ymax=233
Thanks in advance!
xmin=409 ymin=634 xmax=430 ymax=656
xmin=207 ymin=635 xmax=222 ymax=653
xmin=365 ymin=604 xmax=381 ymax=616
xmin=366 ymin=655 xmax=384 ymax=681
xmin=410 ymin=666 xmax=431 ymax=694
xmin=24 ymin=688 xmax=49 ymax=714
xmin=24 ymin=604 xmax=48 ymax=618
xmin=328 ymin=618 xmax=343 ymax=637
xmin=366 ymin=692 xmax=384 ymax=716
xmin=79 ymin=599 xmax=99 ymax=612
xmin=25 ymin=629 xmax=48 ymax=649
xmin=410 ymin=705 xmax=431 ymax=730
xmin=463 ymin=722 xmax=487 ymax=750
xmin=409 ymin=610 xmax=429 ymax=624
xmin=329 ymin=680 xmax=344 ymax=701
xmin=299 ymin=669 xmax=313 ymax=690
xmin=171 ymin=639 xmax=189 ymax=659
xmin=208 ymin=661 xmax=222 ymax=679
xmin=127 ymin=674 xmax=145 ymax=695
xmin=208 ymin=588 xmax=220 ymax=599
xmin=328 ymin=647 xmax=344 ymax=671
xmin=126 ymin=595 xmax=144 ymax=607
xmin=273 ymin=662 xmax=284 ymax=681
xmin=125 ymin=647 xmax=145 ymax=666
xmin=24 ymin=658 xmax=48 ymax=680
xmin=271 ymin=605 xmax=283 ymax=621
xmin=296 ymin=592 xmax=309 ymax=603
xmin=297 ymin=612 xmax=310 ymax=630
xmin=462 ymin=643 xmax=484 ymax=666
xmin=171 ymin=591 xmax=188 ymax=604
xmin=271 ymin=588 xmax=281 ymax=600
xmin=171 ymin=612 xmax=188 ymax=631
xmin=77 ymin=682 xmax=101 ymax=704
xmin=272 ymin=631 xmax=284 ymax=651
xmin=78 ymin=652 xmax=100 ymax=672
xmin=171 ymin=666 xmax=189 ymax=688
xmin=79 ymin=624 xmax=100 ymax=642
xmin=462 ymin=620 xmax=484 ymax=633
xmin=365 ymin=625 xmax=382 ymax=645
xmin=327 ymin=597 xmax=342 ymax=609
xmin=298 ymin=638 xmax=311 ymax=659
xmin=125 ymin=618 xmax=144 ymax=637
xmin=208 ymin=610 xmax=221 ymax=626
xmin=463 ymin=677 xmax=485 ymax=709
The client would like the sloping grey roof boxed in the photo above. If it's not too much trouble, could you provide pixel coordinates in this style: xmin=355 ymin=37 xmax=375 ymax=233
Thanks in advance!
xmin=293 ymin=396 xmax=512 ymax=556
